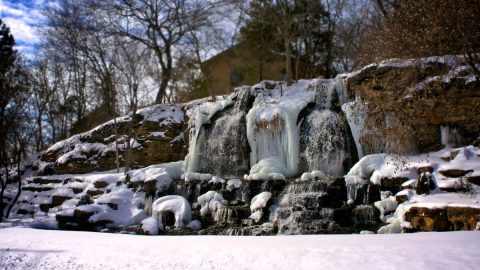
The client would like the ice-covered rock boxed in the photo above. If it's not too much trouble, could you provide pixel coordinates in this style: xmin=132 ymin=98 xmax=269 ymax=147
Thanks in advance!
xmin=152 ymin=195 xmax=192 ymax=229
xmin=197 ymin=191 xmax=228 ymax=217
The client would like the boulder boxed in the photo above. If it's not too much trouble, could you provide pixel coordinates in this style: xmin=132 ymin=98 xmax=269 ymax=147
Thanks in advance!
xmin=466 ymin=175 xmax=480 ymax=186
xmin=51 ymin=195 xmax=72 ymax=207
xmin=94 ymin=181 xmax=109 ymax=189
xmin=380 ymin=177 xmax=409 ymax=194
xmin=447 ymin=207 xmax=480 ymax=230
xmin=415 ymin=173 xmax=437 ymax=195
xmin=404 ymin=207 xmax=449 ymax=231
xmin=439 ymin=169 xmax=473 ymax=178
xmin=86 ymin=189 xmax=103 ymax=197
xmin=404 ymin=206 xmax=480 ymax=232
xmin=417 ymin=166 xmax=434 ymax=174
xmin=31 ymin=178 xmax=63 ymax=184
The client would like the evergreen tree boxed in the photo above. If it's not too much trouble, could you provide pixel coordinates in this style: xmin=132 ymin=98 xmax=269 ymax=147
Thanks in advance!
xmin=0 ymin=19 xmax=31 ymax=222
xmin=241 ymin=0 xmax=334 ymax=81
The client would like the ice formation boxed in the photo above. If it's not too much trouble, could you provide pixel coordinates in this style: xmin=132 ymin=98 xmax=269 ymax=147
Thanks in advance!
xmin=440 ymin=125 xmax=465 ymax=147
xmin=182 ymin=76 xmax=357 ymax=179
xmin=246 ymin=81 xmax=316 ymax=177
xmin=341 ymin=101 xmax=366 ymax=159
xmin=300 ymin=110 xmax=347 ymax=176
xmin=151 ymin=195 xmax=192 ymax=229
xmin=197 ymin=191 xmax=228 ymax=217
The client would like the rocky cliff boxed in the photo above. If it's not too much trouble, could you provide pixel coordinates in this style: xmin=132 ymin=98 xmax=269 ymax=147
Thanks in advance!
xmin=344 ymin=56 xmax=480 ymax=155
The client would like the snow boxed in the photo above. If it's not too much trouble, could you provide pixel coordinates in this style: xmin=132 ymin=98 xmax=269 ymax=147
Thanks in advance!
xmin=1 ymin=228 xmax=479 ymax=270
xmin=249 ymin=191 xmax=272 ymax=222
xmin=152 ymin=195 xmax=192 ymax=229
xmin=208 ymin=176 xmax=225 ymax=184
xmin=248 ymin=157 xmax=289 ymax=178
xmin=300 ymin=170 xmax=326 ymax=181
xmin=187 ymin=219 xmax=202 ymax=231
xmin=80 ymin=187 xmax=147 ymax=227
xmin=345 ymin=154 xmax=387 ymax=183
xmin=43 ymin=104 xmax=184 ymax=169
xmin=136 ymin=105 xmax=184 ymax=125
xmin=226 ymin=179 xmax=242 ymax=191
xmin=141 ymin=217 xmax=158 ymax=235
xmin=345 ymin=146 xmax=480 ymax=191
xmin=197 ymin=191 xmax=227 ymax=217
xmin=404 ymin=192 xmax=480 ymax=210
xmin=128 ymin=161 xmax=183 ymax=187
xmin=250 ymin=192 xmax=272 ymax=211
xmin=148 ymin=131 xmax=166 ymax=138
xmin=374 ymin=195 xmax=398 ymax=222
xmin=182 ymin=172 xmax=213 ymax=182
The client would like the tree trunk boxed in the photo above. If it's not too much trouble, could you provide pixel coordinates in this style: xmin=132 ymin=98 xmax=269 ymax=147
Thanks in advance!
xmin=36 ymin=115 xmax=43 ymax=152
xmin=284 ymin=37 xmax=293 ymax=85
xmin=0 ymin=165 xmax=8 ymax=222
xmin=5 ymin=151 xmax=22 ymax=219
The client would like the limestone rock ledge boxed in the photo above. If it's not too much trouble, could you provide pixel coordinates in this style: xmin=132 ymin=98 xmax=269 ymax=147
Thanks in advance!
xmin=41 ymin=105 xmax=187 ymax=175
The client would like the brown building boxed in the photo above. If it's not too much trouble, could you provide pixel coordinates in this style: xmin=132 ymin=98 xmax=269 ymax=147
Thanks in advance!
xmin=201 ymin=43 xmax=286 ymax=97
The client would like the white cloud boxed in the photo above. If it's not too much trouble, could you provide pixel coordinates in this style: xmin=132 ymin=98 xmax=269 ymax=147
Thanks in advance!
xmin=3 ymin=16 xmax=41 ymax=43
xmin=0 ymin=0 xmax=47 ymax=57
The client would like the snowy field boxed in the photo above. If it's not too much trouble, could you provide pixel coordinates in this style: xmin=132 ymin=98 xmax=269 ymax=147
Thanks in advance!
xmin=0 ymin=228 xmax=479 ymax=270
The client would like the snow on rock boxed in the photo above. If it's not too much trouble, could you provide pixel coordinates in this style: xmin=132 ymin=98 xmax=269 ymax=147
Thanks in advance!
xmin=345 ymin=154 xmax=387 ymax=183
xmin=346 ymin=146 xmax=480 ymax=191
xmin=374 ymin=195 xmax=398 ymax=222
xmin=197 ymin=191 xmax=228 ymax=217
xmin=88 ymin=187 xmax=147 ymax=227
xmin=136 ymin=105 xmax=184 ymax=125
xmin=377 ymin=190 xmax=480 ymax=233
xmin=141 ymin=217 xmax=159 ymax=235
xmin=187 ymin=219 xmax=202 ymax=231
xmin=128 ymin=161 xmax=183 ymax=192
xmin=42 ymin=104 xmax=185 ymax=175
xmin=249 ymin=192 xmax=272 ymax=223
xmin=250 ymin=192 xmax=272 ymax=212
xmin=209 ymin=176 xmax=225 ymax=184
xmin=226 ymin=179 xmax=242 ymax=191
xmin=299 ymin=170 xmax=326 ymax=182
xmin=182 ymin=172 xmax=213 ymax=182
xmin=343 ymin=145 xmax=480 ymax=233
xmin=152 ymin=195 xmax=192 ymax=229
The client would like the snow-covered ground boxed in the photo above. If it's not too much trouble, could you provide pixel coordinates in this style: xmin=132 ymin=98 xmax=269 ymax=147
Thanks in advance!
xmin=0 ymin=228 xmax=479 ymax=270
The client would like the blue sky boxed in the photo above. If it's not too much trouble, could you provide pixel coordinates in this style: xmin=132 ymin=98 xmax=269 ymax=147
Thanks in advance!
xmin=0 ymin=0 xmax=48 ymax=58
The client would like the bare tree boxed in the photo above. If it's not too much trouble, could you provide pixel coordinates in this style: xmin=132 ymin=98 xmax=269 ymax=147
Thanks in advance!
xmin=334 ymin=0 xmax=375 ymax=72
xmin=109 ymin=0 xmax=219 ymax=103
xmin=359 ymin=0 xmax=480 ymax=71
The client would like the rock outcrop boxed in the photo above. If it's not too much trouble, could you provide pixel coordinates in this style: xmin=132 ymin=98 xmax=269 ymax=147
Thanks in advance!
xmin=346 ymin=56 xmax=480 ymax=154
xmin=41 ymin=105 xmax=187 ymax=175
